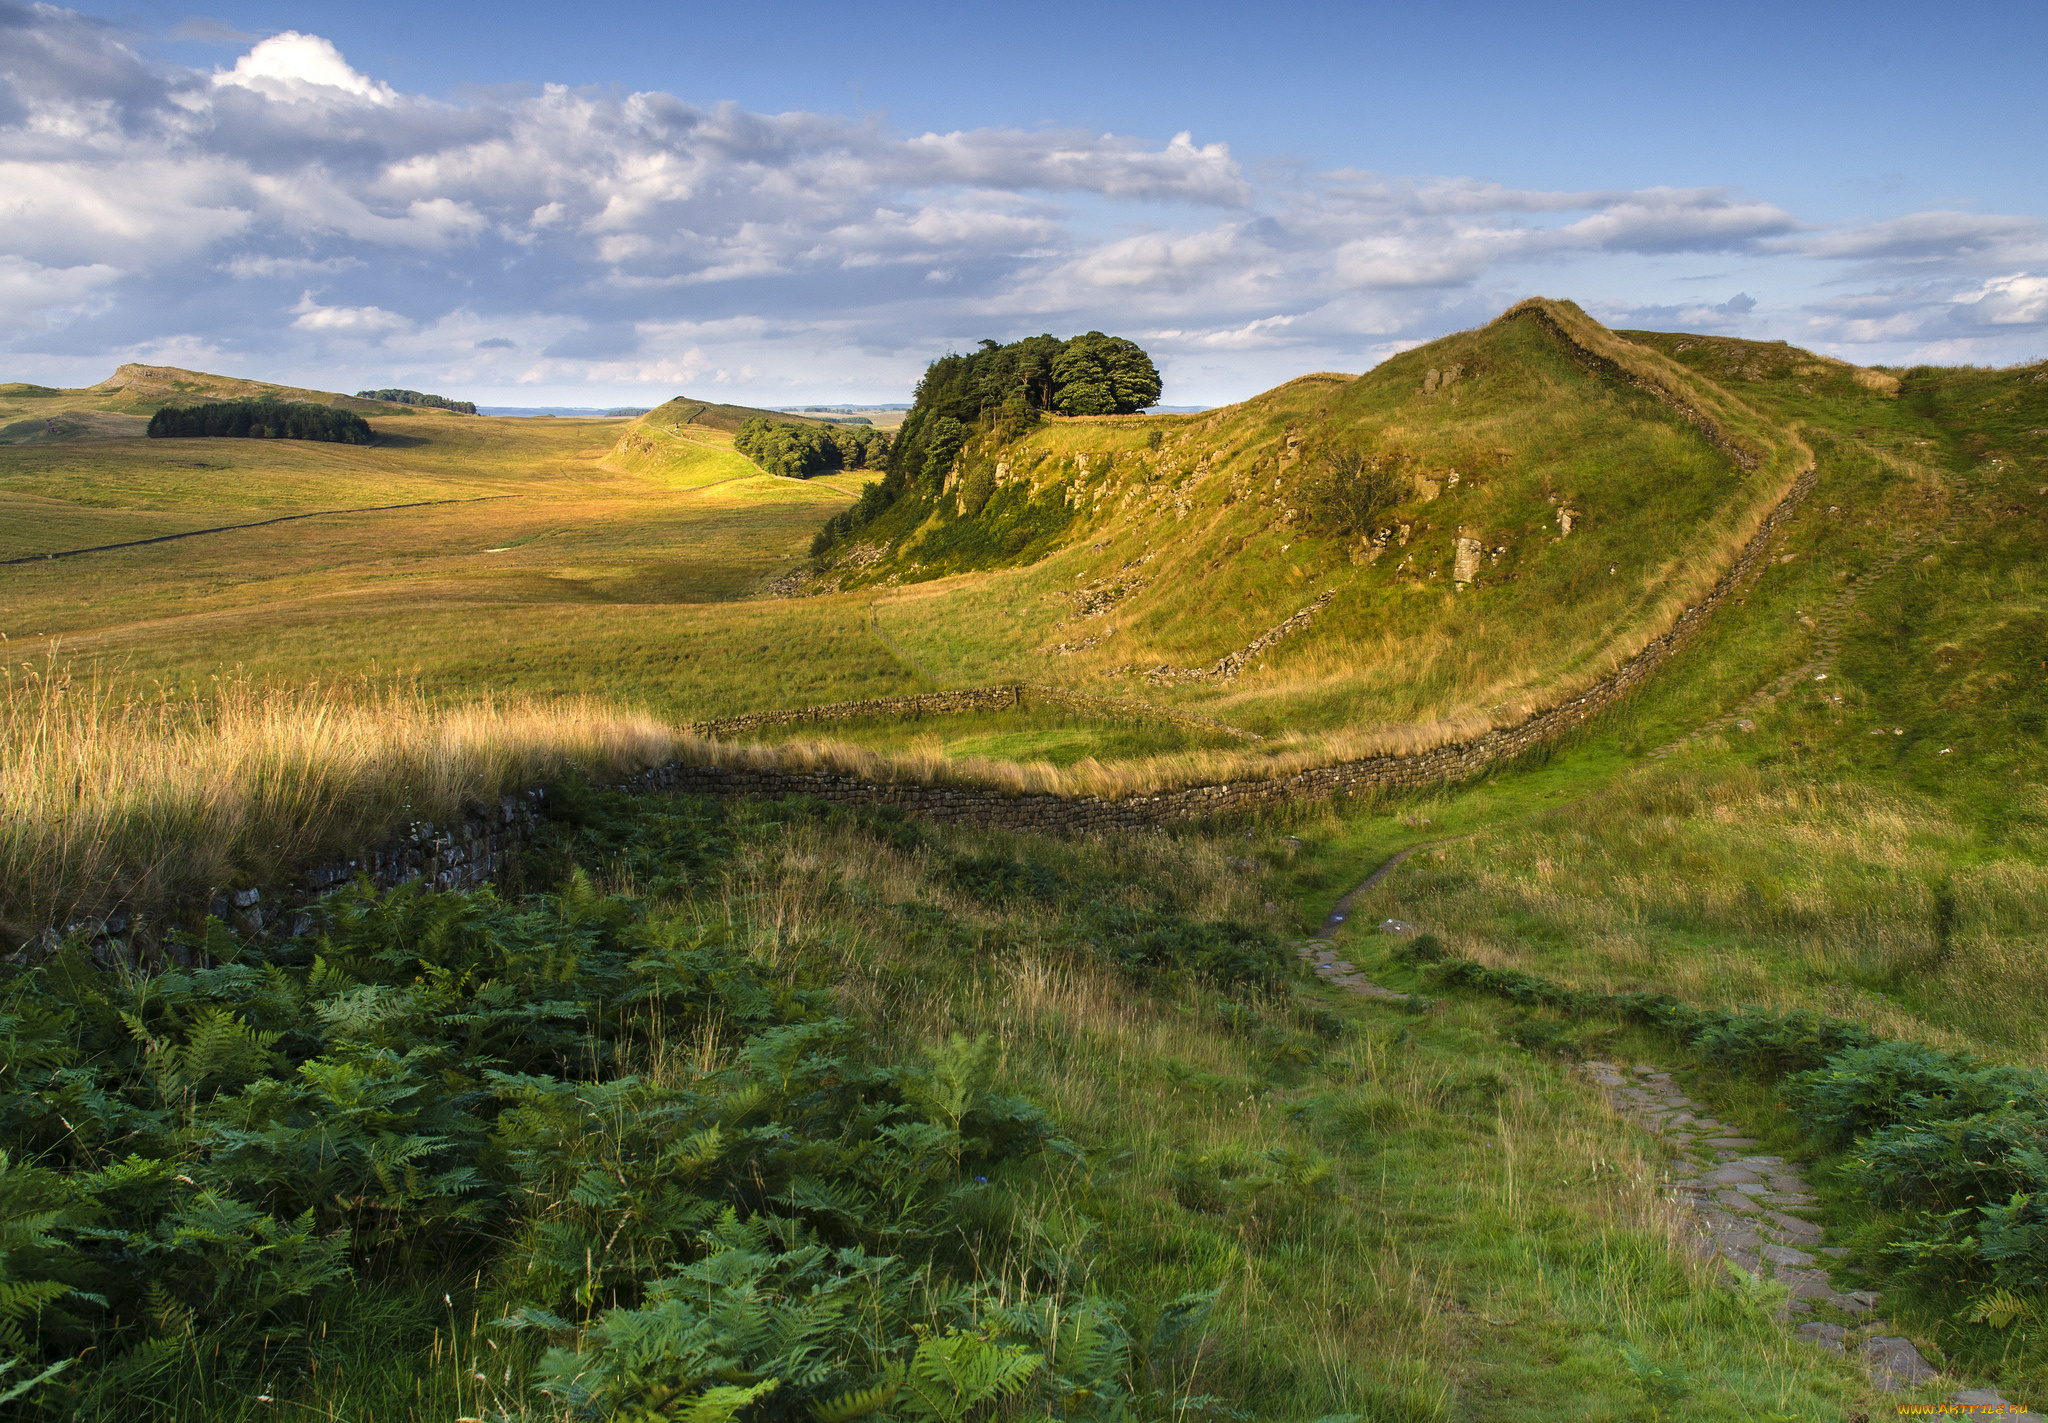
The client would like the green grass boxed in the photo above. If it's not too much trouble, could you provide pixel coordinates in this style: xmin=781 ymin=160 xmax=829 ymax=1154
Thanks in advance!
xmin=5 ymin=309 xmax=2047 ymax=1417
xmin=740 ymin=704 xmax=1247 ymax=767
xmin=0 ymin=790 xmax=1886 ymax=1421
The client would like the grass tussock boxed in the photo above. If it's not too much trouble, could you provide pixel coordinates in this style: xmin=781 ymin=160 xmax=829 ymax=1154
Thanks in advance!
xmin=0 ymin=665 xmax=681 ymax=940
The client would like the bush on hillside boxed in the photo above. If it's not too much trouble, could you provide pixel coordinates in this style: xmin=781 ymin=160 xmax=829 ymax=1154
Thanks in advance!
xmin=147 ymin=400 xmax=372 ymax=444
xmin=1297 ymin=441 xmax=1411 ymax=537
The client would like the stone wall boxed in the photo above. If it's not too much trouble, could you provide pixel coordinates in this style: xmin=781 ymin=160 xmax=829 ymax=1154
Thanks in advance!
xmin=40 ymin=444 xmax=1815 ymax=965
xmin=40 ymin=790 xmax=548 ymax=970
xmin=634 ymin=454 xmax=1815 ymax=834
xmin=687 ymin=683 xmax=1261 ymax=742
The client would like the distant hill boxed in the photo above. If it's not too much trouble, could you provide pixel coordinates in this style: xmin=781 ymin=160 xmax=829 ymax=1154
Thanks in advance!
xmin=0 ymin=364 xmax=419 ymax=444
xmin=358 ymin=388 xmax=476 ymax=414
xmin=634 ymin=396 xmax=847 ymax=435
xmin=601 ymin=396 xmax=856 ymax=484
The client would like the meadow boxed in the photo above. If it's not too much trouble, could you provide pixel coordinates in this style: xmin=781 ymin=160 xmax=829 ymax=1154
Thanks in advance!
xmin=2 ymin=311 xmax=2045 ymax=1418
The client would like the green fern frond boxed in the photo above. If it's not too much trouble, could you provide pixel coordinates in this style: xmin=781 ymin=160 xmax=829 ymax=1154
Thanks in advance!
xmin=810 ymin=1370 xmax=901 ymax=1422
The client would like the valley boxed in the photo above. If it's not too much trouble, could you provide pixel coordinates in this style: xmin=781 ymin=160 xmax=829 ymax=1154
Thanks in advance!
xmin=1 ymin=300 xmax=2044 ymax=1421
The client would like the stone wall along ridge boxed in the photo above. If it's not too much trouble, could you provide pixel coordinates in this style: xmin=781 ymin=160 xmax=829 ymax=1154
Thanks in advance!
xmin=685 ymin=683 xmax=1264 ymax=742
xmin=37 ymin=337 xmax=1816 ymax=960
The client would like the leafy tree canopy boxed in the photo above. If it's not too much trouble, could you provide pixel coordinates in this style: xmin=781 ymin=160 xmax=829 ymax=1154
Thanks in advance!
xmin=811 ymin=329 xmax=1159 ymax=558
xmin=147 ymin=400 xmax=373 ymax=444
xmin=733 ymin=418 xmax=891 ymax=479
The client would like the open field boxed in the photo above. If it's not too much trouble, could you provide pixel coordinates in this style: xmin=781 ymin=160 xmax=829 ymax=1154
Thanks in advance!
xmin=0 ymin=413 xmax=908 ymax=712
xmin=2 ymin=305 xmax=2045 ymax=1417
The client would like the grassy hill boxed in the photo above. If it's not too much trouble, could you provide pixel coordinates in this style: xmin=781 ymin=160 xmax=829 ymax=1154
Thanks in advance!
xmin=804 ymin=301 xmax=1813 ymax=756
xmin=3 ymin=299 xmax=2047 ymax=1418
xmin=601 ymin=396 xmax=863 ymax=486
xmin=0 ymin=364 xmax=428 ymax=443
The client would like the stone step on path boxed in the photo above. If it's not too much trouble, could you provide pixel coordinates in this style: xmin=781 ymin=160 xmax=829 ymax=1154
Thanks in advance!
xmin=1293 ymin=937 xmax=1412 ymax=1001
xmin=1577 ymin=1059 xmax=2045 ymax=1412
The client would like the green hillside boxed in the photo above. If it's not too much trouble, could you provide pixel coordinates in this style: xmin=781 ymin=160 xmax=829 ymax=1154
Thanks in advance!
xmin=805 ymin=300 xmax=1813 ymax=754
xmin=601 ymin=396 xmax=861 ymax=484
xmin=0 ymin=364 xmax=427 ymax=443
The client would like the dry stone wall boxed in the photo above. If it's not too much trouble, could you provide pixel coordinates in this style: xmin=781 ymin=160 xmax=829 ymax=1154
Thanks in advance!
xmin=687 ymin=683 xmax=1260 ymax=742
xmin=41 ymin=413 xmax=1815 ymax=965
xmin=639 ymin=455 xmax=1816 ymax=833
xmin=37 ymin=790 xmax=547 ymax=970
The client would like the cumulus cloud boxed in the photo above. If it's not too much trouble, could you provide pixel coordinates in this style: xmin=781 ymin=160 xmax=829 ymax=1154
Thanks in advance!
xmin=0 ymin=1 xmax=2040 ymax=399
xmin=1954 ymin=272 xmax=2048 ymax=326
xmin=289 ymin=292 xmax=410 ymax=335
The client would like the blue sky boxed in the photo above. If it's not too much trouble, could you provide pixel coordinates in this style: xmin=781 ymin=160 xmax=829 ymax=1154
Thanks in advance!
xmin=5 ymin=0 xmax=2044 ymax=405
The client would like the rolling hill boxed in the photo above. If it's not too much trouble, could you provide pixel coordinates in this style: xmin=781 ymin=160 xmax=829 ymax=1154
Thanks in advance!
xmin=0 ymin=364 xmax=436 ymax=443
xmin=805 ymin=299 xmax=1818 ymax=751
xmin=600 ymin=394 xmax=861 ymax=486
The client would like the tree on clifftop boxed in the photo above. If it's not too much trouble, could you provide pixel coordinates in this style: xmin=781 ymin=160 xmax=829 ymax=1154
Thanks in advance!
xmin=1051 ymin=333 xmax=1162 ymax=416
xmin=809 ymin=328 xmax=1162 ymax=558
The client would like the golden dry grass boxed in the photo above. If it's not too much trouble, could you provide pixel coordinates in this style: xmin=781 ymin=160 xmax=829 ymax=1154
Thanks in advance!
xmin=0 ymin=663 xmax=683 ymax=938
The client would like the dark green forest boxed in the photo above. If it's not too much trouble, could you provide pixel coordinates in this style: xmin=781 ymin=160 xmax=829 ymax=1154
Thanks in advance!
xmin=355 ymin=389 xmax=477 ymax=415
xmin=812 ymin=332 xmax=1159 ymax=556
xmin=146 ymin=401 xmax=374 ymax=444
xmin=732 ymin=419 xmax=890 ymax=479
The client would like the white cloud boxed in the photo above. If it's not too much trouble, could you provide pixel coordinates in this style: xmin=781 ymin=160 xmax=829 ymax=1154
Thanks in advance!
xmin=0 ymin=254 xmax=122 ymax=326
xmin=290 ymin=292 xmax=411 ymax=335
xmin=0 ymin=3 xmax=2041 ymax=401
xmin=218 ymin=252 xmax=363 ymax=278
xmin=212 ymin=32 xmax=397 ymax=105
xmin=1954 ymin=272 xmax=2048 ymax=326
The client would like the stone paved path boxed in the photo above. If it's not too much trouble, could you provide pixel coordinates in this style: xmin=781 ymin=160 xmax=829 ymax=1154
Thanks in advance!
xmin=1296 ymin=880 xmax=2045 ymax=1417
xmin=1580 ymin=1058 xmax=2040 ymax=1414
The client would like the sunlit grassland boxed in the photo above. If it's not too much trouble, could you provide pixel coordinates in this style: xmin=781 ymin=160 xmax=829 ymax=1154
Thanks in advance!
xmin=723 ymin=813 xmax=1874 ymax=1421
xmin=847 ymin=304 xmax=1818 ymax=754
xmin=0 ymin=668 xmax=685 ymax=939
xmin=0 ymin=415 xmax=894 ymax=709
xmin=598 ymin=420 xmax=765 ymax=489
xmin=739 ymin=704 xmax=1244 ymax=766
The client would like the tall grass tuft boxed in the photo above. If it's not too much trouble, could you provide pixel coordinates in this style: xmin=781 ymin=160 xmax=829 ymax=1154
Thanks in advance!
xmin=0 ymin=662 xmax=681 ymax=942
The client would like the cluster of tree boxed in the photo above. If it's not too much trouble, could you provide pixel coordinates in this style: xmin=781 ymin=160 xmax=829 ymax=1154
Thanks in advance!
xmin=916 ymin=332 xmax=1161 ymax=428
xmin=813 ymin=331 xmax=1161 ymax=557
xmin=733 ymin=417 xmax=891 ymax=478
xmin=147 ymin=400 xmax=374 ymax=444
xmin=356 ymin=388 xmax=477 ymax=414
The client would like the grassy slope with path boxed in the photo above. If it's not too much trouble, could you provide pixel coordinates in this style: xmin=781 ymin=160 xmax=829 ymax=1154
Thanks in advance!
xmin=2 ymin=307 xmax=2044 ymax=1417
xmin=1273 ymin=342 xmax=2048 ymax=1401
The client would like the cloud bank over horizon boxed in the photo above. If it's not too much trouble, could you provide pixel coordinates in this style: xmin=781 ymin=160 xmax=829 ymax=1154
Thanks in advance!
xmin=3 ymin=4 xmax=2044 ymax=406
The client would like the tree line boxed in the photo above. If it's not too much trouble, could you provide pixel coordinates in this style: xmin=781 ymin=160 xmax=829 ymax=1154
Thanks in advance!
xmin=733 ymin=418 xmax=891 ymax=479
xmin=356 ymin=388 xmax=477 ymax=414
xmin=812 ymin=331 xmax=1161 ymax=556
xmin=146 ymin=401 xmax=374 ymax=444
